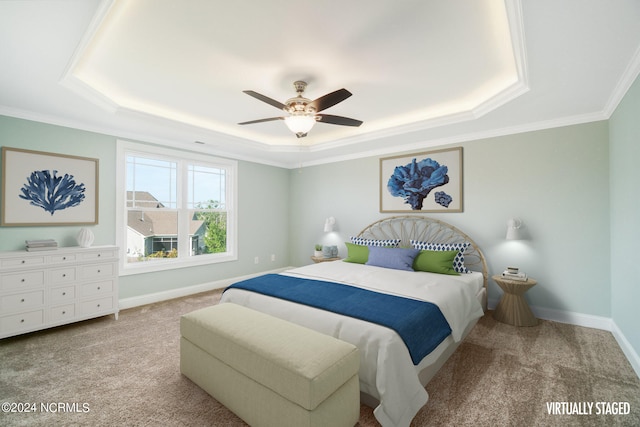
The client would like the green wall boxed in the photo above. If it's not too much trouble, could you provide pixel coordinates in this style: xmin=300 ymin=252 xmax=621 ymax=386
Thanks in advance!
xmin=290 ymin=121 xmax=611 ymax=317
xmin=610 ymin=73 xmax=640 ymax=354
xmin=0 ymin=116 xmax=291 ymax=298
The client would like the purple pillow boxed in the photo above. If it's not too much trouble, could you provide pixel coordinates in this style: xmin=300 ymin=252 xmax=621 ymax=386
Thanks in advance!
xmin=366 ymin=246 xmax=420 ymax=271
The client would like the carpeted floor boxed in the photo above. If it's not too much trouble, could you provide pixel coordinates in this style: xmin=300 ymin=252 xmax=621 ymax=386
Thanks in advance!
xmin=1 ymin=289 xmax=638 ymax=426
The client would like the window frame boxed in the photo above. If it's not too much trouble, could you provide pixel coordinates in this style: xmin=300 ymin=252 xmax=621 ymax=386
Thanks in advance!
xmin=116 ymin=140 xmax=237 ymax=276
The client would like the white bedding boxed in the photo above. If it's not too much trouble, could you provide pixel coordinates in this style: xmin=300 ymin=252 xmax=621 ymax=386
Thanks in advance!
xmin=220 ymin=261 xmax=484 ymax=427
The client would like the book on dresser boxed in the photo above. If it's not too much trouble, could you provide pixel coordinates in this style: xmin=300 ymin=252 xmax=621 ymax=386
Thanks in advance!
xmin=0 ymin=246 xmax=119 ymax=339
xmin=25 ymin=239 xmax=58 ymax=251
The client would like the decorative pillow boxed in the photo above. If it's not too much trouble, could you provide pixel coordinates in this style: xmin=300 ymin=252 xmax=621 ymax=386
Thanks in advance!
xmin=413 ymin=250 xmax=460 ymax=275
xmin=365 ymin=246 xmax=420 ymax=271
xmin=350 ymin=237 xmax=401 ymax=248
xmin=343 ymin=242 xmax=369 ymax=264
xmin=410 ymin=240 xmax=470 ymax=273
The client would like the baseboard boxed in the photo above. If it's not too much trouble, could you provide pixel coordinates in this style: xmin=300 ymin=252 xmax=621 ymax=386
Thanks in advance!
xmin=118 ymin=267 xmax=292 ymax=311
xmin=611 ymin=322 xmax=640 ymax=379
xmin=488 ymin=297 xmax=640 ymax=379
xmin=487 ymin=297 xmax=612 ymax=330
xmin=530 ymin=305 xmax=614 ymax=331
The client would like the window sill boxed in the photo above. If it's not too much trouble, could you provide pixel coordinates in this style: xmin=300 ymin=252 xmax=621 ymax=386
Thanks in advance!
xmin=119 ymin=252 xmax=237 ymax=276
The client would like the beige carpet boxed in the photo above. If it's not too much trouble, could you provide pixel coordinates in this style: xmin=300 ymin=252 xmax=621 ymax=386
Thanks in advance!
xmin=1 ymin=289 xmax=638 ymax=426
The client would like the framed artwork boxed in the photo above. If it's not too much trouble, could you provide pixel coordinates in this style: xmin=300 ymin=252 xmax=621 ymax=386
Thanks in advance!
xmin=1 ymin=147 xmax=99 ymax=226
xmin=380 ymin=147 xmax=462 ymax=213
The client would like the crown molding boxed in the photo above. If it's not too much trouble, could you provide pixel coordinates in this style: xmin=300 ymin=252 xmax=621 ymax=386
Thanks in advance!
xmin=602 ymin=43 xmax=640 ymax=117
xmin=296 ymin=111 xmax=608 ymax=169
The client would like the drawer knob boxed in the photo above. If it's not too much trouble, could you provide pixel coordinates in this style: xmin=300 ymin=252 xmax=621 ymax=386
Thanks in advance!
xmin=63 ymin=257 xmax=66 ymax=260
xmin=97 ymin=304 xmax=101 ymax=308
xmin=21 ymin=260 xmax=26 ymax=264
xmin=20 ymin=319 xmax=25 ymax=323
xmin=62 ymin=274 xmax=66 ymax=277
xmin=97 ymin=286 xmax=101 ymax=290
xmin=62 ymin=311 xmax=66 ymax=315
xmin=98 ymin=254 xmax=101 ymax=257
xmin=21 ymin=279 xmax=25 ymax=282
xmin=62 ymin=292 xmax=66 ymax=296
xmin=21 ymin=298 xmax=25 ymax=303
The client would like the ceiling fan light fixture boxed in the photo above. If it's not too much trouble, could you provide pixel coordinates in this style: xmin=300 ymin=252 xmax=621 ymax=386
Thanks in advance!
xmin=240 ymin=81 xmax=361 ymax=137
xmin=284 ymin=113 xmax=316 ymax=134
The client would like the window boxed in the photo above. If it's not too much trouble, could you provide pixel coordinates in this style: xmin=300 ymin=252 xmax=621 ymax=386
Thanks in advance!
xmin=116 ymin=141 xmax=237 ymax=275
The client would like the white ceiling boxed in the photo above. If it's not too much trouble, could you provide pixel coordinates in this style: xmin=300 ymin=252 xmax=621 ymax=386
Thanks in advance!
xmin=1 ymin=0 xmax=639 ymax=168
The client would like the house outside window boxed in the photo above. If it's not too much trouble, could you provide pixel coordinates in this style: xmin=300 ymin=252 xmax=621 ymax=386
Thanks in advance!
xmin=116 ymin=141 xmax=237 ymax=275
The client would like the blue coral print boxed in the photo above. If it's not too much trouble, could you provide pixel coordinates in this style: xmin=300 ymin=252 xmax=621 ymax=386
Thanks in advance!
xmin=387 ymin=157 xmax=451 ymax=210
xmin=19 ymin=170 xmax=86 ymax=215
xmin=434 ymin=191 xmax=452 ymax=207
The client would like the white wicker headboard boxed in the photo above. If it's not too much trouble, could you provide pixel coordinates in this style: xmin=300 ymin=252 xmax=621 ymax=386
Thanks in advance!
xmin=356 ymin=215 xmax=488 ymax=307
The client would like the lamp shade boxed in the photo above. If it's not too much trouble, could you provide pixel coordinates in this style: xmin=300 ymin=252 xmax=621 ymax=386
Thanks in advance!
xmin=324 ymin=216 xmax=336 ymax=232
xmin=284 ymin=114 xmax=316 ymax=134
xmin=506 ymin=218 xmax=523 ymax=240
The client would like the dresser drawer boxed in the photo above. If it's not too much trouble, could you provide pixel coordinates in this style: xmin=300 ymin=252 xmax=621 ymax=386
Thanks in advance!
xmin=81 ymin=250 xmax=117 ymax=261
xmin=1 ymin=290 xmax=45 ymax=312
xmin=51 ymin=267 xmax=77 ymax=284
xmin=80 ymin=297 xmax=113 ymax=316
xmin=50 ymin=253 xmax=77 ymax=264
xmin=0 ymin=255 xmax=45 ymax=269
xmin=80 ymin=281 xmax=113 ymax=298
xmin=0 ymin=309 xmax=44 ymax=334
xmin=50 ymin=285 xmax=75 ymax=303
xmin=80 ymin=263 xmax=115 ymax=280
xmin=0 ymin=271 xmax=45 ymax=291
xmin=50 ymin=304 xmax=75 ymax=322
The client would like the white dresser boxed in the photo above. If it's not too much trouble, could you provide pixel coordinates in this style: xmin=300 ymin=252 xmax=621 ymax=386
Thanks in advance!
xmin=0 ymin=245 xmax=119 ymax=339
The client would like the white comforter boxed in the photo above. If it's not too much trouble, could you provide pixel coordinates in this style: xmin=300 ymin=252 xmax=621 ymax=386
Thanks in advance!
xmin=220 ymin=261 xmax=484 ymax=427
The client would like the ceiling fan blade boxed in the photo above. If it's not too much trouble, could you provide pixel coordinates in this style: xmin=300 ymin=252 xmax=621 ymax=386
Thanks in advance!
xmin=316 ymin=114 xmax=363 ymax=127
xmin=309 ymin=88 xmax=352 ymax=112
xmin=243 ymin=90 xmax=287 ymax=110
xmin=238 ymin=117 xmax=284 ymax=125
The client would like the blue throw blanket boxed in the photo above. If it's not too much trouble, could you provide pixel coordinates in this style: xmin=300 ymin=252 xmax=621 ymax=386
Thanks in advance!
xmin=225 ymin=274 xmax=452 ymax=365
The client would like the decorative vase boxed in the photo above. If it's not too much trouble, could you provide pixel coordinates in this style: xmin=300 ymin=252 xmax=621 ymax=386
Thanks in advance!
xmin=322 ymin=245 xmax=338 ymax=258
xmin=314 ymin=250 xmax=324 ymax=258
xmin=76 ymin=228 xmax=95 ymax=248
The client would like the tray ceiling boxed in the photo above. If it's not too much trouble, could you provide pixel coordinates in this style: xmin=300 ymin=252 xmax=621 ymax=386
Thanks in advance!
xmin=1 ymin=0 xmax=639 ymax=167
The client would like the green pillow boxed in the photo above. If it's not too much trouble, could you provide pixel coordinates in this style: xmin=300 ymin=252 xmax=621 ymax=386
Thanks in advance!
xmin=343 ymin=242 xmax=369 ymax=264
xmin=413 ymin=250 xmax=460 ymax=275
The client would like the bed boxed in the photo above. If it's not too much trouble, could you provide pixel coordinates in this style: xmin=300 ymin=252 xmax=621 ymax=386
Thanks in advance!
xmin=221 ymin=216 xmax=488 ymax=427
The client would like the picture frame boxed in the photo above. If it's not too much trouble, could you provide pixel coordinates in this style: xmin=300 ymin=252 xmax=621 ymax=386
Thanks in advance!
xmin=380 ymin=147 xmax=463 ymax=213
xmin=1 ymin=147 xmax=99 ymax=226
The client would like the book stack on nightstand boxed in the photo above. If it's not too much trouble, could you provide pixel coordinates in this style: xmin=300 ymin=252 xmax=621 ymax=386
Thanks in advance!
xmin=501 ymin=266 xmax=528 ymax=282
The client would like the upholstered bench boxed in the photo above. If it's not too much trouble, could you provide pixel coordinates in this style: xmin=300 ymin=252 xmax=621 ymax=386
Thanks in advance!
xmin=180 ymin=303 xmax=360 ymax=427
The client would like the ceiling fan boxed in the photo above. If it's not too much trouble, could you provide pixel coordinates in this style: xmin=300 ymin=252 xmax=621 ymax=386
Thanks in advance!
xmin=238 ymin=81 xmax=363 ymax=138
